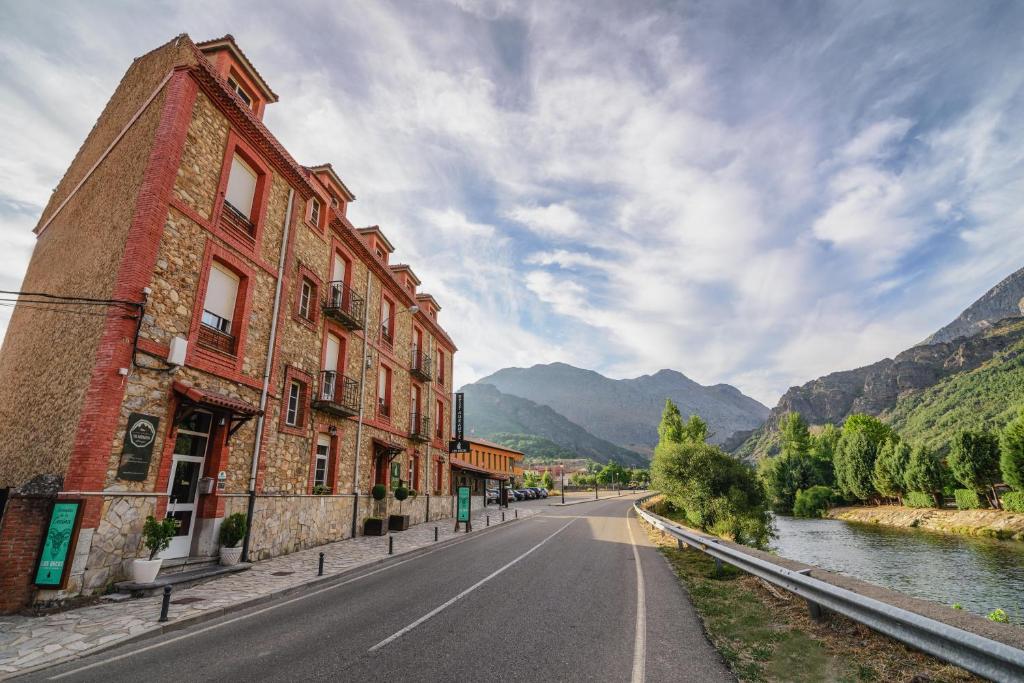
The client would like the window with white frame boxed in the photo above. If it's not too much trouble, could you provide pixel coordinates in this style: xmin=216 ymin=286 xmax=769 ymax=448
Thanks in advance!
xmin=310 ymin=198 xmax=321 ymax=227
xmin=299 ymin=278 xmax=313 ymax=320
xmin=224 ymin=154 xmax=258 ymax=219
xmin=286 ymin=380 xmax=302 ymax=426
xmin=226 ymin=76 xmax=253 ymax=109
xmin=314 ymin=434 xmax=330 ymax=487
xmin=202 ymin=263 xmax=240 ymax=334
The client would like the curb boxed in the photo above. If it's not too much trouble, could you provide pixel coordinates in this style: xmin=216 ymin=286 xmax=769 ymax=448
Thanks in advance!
xmin=5 ymin=512 xmax=536 ymax=680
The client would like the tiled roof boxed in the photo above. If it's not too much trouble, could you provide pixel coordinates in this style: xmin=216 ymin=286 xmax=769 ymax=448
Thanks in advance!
xmin=466 ymin=437 xmax=525 ymax=456
xmin=196 ymin=34 xmax=279 ymax=101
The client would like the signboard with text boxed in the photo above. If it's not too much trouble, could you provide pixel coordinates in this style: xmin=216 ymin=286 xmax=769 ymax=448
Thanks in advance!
xmin=116 ymin=412 xmax=160 ymax=481
xmin=449 ymin=439 xmax=470 ymax=454
xmin=454 ymin=392 xmax=464 ymax=440
xmin=457 ymin=486 xmax=471 ymax=522
xmin=34 ymin=500 xmax=83 ymax=589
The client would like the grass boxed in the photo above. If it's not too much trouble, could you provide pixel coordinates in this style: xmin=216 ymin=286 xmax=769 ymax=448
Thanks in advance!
xmin=648 ymin=524 xmax=980 ymax=682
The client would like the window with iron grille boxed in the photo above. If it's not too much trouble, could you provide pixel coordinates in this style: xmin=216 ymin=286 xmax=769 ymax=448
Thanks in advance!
xmin=286 ymin=380 xmax=302 ymax=426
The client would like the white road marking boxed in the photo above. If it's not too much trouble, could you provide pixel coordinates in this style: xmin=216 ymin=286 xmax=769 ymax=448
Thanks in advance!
xmin=626 ymin=508 xmax=647 ymax=683
xmin=46 ymin=517 xmax=533 ymax=680
xmin=368 ymin=516 xmax=578 ymax=652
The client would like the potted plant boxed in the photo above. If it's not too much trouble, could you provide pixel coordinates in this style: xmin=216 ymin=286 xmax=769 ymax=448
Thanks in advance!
xmin=363 ymin=516 xmax=387 ymax=536
xmin=218 ymin=512 xmax=247 ymax=566
xmin=132 ymin=515 xmax=178 ymax=583
xmin=389 ymin=485 xmax=411 ymax=531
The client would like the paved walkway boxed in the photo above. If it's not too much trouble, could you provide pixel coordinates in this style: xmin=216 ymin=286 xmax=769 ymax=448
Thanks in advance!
xmin=0 ymin=503 xmax=545 ymax=678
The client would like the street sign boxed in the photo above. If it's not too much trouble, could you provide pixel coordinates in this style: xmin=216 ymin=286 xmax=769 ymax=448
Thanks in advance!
xmin=457 ymin=486 xmax=471 ymax=522
xmin=454 ymin=392 xmax=464 ymax=440
xmin=116 ymin=412 xmax=160 ymax=481
xmin=34 ymin=500 xmax=83 ymax=589
xmin=449 ymin=439 xmax=470 ymax=454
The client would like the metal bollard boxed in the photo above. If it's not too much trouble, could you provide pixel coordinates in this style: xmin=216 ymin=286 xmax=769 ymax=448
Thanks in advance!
xmin=514 ymin=509 xmax=518 ymax=519
xmin=318 ymin=552 xmax=325 ymax=576
xmin=388 ymin=535 xmax=394 ymax=555
xmin=501 ymin=512 xmax=505 ymax=522
xmin=486 ymin=515 xmax=490 ymax=527
xmin=434 ymin=526 xmax=438 ymax=542
xmin=158 ymin=585 xmax=172 ymax=622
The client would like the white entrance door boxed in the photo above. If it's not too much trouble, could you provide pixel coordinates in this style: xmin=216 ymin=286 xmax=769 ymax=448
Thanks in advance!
xmin=162 ymin=411 xmax=212 ymax=559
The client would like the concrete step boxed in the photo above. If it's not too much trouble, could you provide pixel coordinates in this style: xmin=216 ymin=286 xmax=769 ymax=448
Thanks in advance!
xmin=114 ymin=562 xmax=252 ymax=597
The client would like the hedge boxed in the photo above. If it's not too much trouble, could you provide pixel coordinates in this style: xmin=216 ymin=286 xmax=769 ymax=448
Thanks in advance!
xmin=1002 ymin=491 xmax=1024 ymax=513
xmin=905 ymin=491 xmax=936 ymax=508
xmin=953 ymin=489 xmax=985 ymax=510
xmin=793 ymin=486 xmax=832 ymax=518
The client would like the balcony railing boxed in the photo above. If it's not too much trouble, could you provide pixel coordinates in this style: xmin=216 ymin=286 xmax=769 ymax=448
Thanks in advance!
xmin=410 ymin=349 xmax=432 ymax=382
xmin=322 ymin=281 xmax=365 ymax=330
xmin=378 ymin=397 xmax=390 ymax=419
xmin=221 ymin=201 xmax=256 ymax=240
xmin=379 ymin=325 xmax=393 ymax=349
xmin=409 ymin=412 xmax=431 ymax=443
xmin=311 ymin=370 xmax=359 ymax=417
xmin=197 ymin=323 xmax=236 ymax=355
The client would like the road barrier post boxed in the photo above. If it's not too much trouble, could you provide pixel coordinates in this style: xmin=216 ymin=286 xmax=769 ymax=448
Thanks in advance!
xmin=434 ymin=526 xmax=438 ymax=542
xmin=158 ymin=585 xmax=171 ymax=623
xmin=388 ymin=536 xmax=394 ymax=555
xmin=501 ymin=512 xmax=505 ymax=522
xmin=318 ymin=552 xmax=325 ymax=576
xmin=806 ymin=599 xmax=824 ymax=621
xmin=486 ymin=515 xmax=490 ymax=527
xmin=515 ymin=509 xmax=518 ymax=519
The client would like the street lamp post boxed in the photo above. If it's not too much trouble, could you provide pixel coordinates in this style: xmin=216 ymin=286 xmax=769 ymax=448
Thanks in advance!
xmin=560 ymin=466 xmax=565 ymax=505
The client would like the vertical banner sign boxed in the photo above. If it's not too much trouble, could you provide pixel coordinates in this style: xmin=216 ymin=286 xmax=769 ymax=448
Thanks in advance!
xmin=116 ymin=413 xmax=160 ymax=481
xmin=454 ymin=392 xmax=464 ymax=440
xmin=34 ymin=500 xmax=83 ymax=589
xmin=457 ymin=486 xmax=471 ymax=522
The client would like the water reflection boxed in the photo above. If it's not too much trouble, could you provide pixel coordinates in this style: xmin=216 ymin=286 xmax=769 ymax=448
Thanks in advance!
xmin=771 ymin=516 xmax=1024 ymax=622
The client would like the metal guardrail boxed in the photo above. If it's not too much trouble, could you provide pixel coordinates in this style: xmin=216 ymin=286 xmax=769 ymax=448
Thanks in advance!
xmin=633 ymin=495 xmax=1024 ymax=682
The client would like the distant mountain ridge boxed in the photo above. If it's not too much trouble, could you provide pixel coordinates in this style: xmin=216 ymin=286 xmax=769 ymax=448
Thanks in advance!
xmin=738 ymin=265 xmax=1024 ymax=460
xmin=460 ymin=383 xmax=647 ymax=466
xmin=473 ymin=363 xmax=769 ymax=452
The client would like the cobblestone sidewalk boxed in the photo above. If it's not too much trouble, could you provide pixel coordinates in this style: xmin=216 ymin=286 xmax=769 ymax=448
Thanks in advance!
xmin=0 ymin=504 xmax=545 ymax=678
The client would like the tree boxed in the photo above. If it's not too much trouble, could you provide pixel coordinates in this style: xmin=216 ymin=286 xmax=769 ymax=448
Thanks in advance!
xmin=948 ymin=429 xmax=1002 ymax=507
xmin=758 ymin=451 xmax=827 ymax=513
xmin=833 ymin=415 xmax=892 ymax=502
xmin=903 ymin=444 xmax=944 ymax=507
xmin=598 ymin=461 xmax=628 ymax=487
xmin=1000 ymin=410 xmax=1024 ymax=491
xmin=658 ymin=399 xmax=684 ymax=444
xmin=872 ymin=439 xmax=910 ymax=503
xmin=779 ymin=413 xmax=811 ymax=458
xmin=540 ymin=471 xmax=554 ymax=491
xmin=522 ymin=471 xmax=539 ymax=487
xmin=809 ymin=424 xmax=840 ymax=487
xmin=681 ymin=414 xmax=709 ymax=444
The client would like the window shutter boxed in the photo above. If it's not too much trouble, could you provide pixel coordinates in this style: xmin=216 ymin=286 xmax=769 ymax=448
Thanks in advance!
xmin=225 ymin=154 xmax=257 ymax=218
xmin=317 ymin=433 xmax=331 ymax=450
xmin=204 ymin=264 xmax=240 ymax=323
xmin=325 ymin=334 xmax=340 ymax=372
xmin=378 ymin=367 xmax=387 ymax=401
xmin=331 ymin=256 xmax=346 ymax=284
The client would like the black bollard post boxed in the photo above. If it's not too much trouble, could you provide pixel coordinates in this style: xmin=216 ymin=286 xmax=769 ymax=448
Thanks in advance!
xmin=318 ymin=552 xmax=325 ymax=576
xmin=389 ymin=535 xmax=394 ymax=555
xmin=159 ymin=585 xmax=172 ymax=622
xmin=486 ymin=515 xmax=490 ymax=527
xmin=514 ymin=509 xmax=518 ymax=519
xmin=501 ymin=512 xmax=505 ymax=522
xmin=434 ymin=526 xmax=438 ymax=542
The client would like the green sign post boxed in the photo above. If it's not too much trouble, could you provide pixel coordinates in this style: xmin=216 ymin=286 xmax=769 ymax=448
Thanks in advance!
xmin=34 ymin=500 xmax=83 ymax=589
xmin=455 ymin=486 xmax=472 ymax=532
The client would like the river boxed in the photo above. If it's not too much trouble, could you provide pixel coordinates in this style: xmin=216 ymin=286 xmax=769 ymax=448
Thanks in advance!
xmin=771 ymin=516 xmax=1024 ymax=623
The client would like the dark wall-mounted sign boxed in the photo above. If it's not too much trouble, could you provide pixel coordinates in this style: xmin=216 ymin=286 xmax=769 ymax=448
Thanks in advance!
xmin=449 ymin=439 xmax=470 ymax=454
xmin=34 ymin=500 xmax=84 ymax=589
xmin=454 ymin=392 xmax=464 ymax=440
xmin=116 ymin=412 xmax=161 ymax=481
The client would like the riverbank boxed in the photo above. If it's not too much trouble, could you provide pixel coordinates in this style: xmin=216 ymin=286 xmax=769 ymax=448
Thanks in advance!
xmin=827 ymin=505 xmax=1024 ymax=541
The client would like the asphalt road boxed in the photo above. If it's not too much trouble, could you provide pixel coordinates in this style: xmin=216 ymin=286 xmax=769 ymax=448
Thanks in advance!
xmin=28 ymin=496 xmax=732 ymax=682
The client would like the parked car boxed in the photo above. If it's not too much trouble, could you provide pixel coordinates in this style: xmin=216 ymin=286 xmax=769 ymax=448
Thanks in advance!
xmin=522 ymin=489 xmax=537 ymax=499
xmin=510 ymin=489 xmax=524 ymax=501
xmin=485 ymin=488 xmax=499 ymax=503
xmin=536 ymin=488 xmax=549 ymax=499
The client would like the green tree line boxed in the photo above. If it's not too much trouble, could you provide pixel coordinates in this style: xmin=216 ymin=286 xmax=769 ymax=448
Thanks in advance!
xmin=758 ymin=408 xmax=1024 ymax=517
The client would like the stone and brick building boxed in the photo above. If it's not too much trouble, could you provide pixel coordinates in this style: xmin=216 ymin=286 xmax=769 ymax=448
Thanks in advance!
xmin=451 ymin=438 xmax=524 ymax=496
xmin=0 ymin=33 xmax=456 ymax=610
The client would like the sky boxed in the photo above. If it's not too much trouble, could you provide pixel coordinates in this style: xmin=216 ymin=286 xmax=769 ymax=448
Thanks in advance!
xmin=1 ymin=0 xmax=1022 ymax=406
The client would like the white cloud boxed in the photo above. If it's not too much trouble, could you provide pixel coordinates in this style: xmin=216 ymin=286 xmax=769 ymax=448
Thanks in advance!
xmin=506 ymin=203 xmax=587 ymax=239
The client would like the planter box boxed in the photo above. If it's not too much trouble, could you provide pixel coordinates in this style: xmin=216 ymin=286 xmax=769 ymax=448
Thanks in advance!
xmin=220 ymin=545 xmax=243 ymax=566
xmin=364 ymin=518 xmax=387 ymax=536
xmin=131 ymin=558 xmax=163 ymax=584
xmin=388 ymin=514 xmax=410 ymax=531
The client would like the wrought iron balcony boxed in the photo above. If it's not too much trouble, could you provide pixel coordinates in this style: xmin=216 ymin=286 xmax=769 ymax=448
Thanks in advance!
xmin=197 ymin=323 xmax=236 ymax=355
xmin=410 ymin=349 xmax=432 ymax=382
xmin=409 ymin=412 xmax=431 ymax=443
xmin=379 ymin=325 xmax=393 ymax=349
xmin=377 ymin=397 xmax=391 ymax=419
xmin=221 ymin=200 xmax=256 ymax=240
xmin=322 ymin=281 xmax=365 ymax=330
xmin=311 ymin=370 xmax=360 ymax=417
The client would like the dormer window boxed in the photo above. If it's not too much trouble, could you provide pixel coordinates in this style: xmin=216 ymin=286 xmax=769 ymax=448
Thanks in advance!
xmin=227 ymin=76 xmax=254 ymax=109
xmin=310 ymin=198 xmax=322 ymax=227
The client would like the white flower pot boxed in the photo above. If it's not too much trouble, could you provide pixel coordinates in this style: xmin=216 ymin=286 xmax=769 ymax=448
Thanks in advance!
xmin=131 ymin=558 xmax=163 ymax=584
xmin=220 ymin=545 xmax=243 ymax=566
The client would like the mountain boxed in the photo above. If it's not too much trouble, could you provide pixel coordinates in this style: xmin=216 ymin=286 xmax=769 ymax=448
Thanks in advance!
xmin=737 ymin=266 xmax=1024 ymax=460
xmin=921 ymin=266 xmax=1024 ymax=345
xmin=472 ymin=363 xmax=769 ymax=452
xmin=460 ymin=383 xmax=648 ymax=466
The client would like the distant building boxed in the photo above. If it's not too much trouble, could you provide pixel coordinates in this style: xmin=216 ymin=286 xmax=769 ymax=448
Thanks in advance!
xmin=0 ymin=34 xmax=456 ymax=611
xmin=451 ymin=438 xmax=524 ymax=496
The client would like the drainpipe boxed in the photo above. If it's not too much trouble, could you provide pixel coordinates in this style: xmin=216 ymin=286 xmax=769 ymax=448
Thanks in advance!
xmin=241 ymin=187 xmax=296 ymax=563
xmin=350 ymin=271 xmax=374 ymax=538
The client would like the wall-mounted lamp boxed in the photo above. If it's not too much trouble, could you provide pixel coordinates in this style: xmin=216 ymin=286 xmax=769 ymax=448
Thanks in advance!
xmin=328 ymin=425 xmax=338 ymax=436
